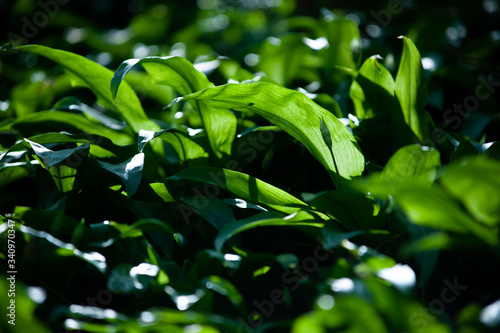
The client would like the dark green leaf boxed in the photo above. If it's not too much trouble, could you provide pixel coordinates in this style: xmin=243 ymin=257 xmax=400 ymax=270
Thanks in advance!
xmin=98 ymin=152 xmax=144 ymax=197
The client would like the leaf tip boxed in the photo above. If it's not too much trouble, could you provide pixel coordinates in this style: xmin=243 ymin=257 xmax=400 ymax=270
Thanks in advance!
xmin=165 ymin=97 xmax=183 ymax=110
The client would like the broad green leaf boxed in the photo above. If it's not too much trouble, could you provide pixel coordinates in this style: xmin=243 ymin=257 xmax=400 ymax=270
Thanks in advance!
xmin=257 ymin=34 xmax=311 ymax=86
xmin=323 ymin=16 xmax=361 ymax=76
xmin=171 ymin=82 xmax=365 ymax=187
xmin=98 ymin=152 xmax=144 ymax=197
xmin=308 ymin=191 xmax=379 ymax=230
xmin=5 ymin=45 xmax=159 ymax=134
xmin=350 ymin=55 xmax=397 ymax=119
xmin=367 ymin=182 xmax=497 ymax=246
xmin=394 ymin=36 xmax=430 ymax=142
xmin=292 ymin=295 xmax=388 ymax=333
xmin=157 ymin=129 xmax=209 ymax=168
xmin=181 ymin=197 xmax=235 ymax=230
xmin=149 ymin=182 xmax=175 ymax=202
xmin=169 ymin=166 xmax=311 ymax=215
xmin=0 ymin=166 xmax=29 ymax=187
xmin=136 ymin=128 xmax=209 ymax=169
xmin=111 ymin=56 xmax=236 ymax=159
xmin=48 ymin=164 xmax=77 ymax=193
xmin=214 ymin=210 xmax=325 ymax=252
xmin=0 ymin=132 xmax=129 ymax=164
xmin=24 ymin=139 xmax=89 ymax=168
xmin=381 ymin=144 xmax=441 ymax=188
xmin=54 ymin=96 xmax=127 ymax=130
xmin=3 ymin=110 xmax=133 ymax=146
xmin=440 ymin=157 xmax=500 ymax=227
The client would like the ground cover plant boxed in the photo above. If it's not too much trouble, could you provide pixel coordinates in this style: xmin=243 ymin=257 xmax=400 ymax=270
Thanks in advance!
xmin=1 ymin=1 xmax=500 ymax=332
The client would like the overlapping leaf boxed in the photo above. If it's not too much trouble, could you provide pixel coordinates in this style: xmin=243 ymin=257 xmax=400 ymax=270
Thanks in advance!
xmin=170 ymin=81 xmax=365 ymax=187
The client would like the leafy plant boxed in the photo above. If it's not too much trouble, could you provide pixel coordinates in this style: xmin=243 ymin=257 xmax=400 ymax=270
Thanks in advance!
xmin=1 ymin=4 xmax=500 ymax=333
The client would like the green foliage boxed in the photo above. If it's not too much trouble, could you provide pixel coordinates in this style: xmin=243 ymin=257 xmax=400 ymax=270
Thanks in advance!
xmin=1 ymin=2 xmax=500 ymax=333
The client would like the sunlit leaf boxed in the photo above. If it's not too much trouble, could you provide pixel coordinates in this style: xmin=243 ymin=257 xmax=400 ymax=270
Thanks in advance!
xmin=111 ymin=56 xmax=236 ymax=159
xmin=6 ymin=45 xmax=159 ymax=133
xmin=171 ymin=81 xmax=364 ymax=187
xmin=169 ymin=166 xmax=310 ymax=214
xmin=395 ymin=36 xmax=431 ymax=142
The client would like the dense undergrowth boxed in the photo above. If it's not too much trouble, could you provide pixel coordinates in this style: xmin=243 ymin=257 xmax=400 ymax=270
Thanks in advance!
xmin=1 ymin=1 xmax=500 ymax=332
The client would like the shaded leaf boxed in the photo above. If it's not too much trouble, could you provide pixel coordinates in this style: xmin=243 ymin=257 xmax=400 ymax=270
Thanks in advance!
xmin=98 ymin=153 xmax=145 ymax=197
xmin=440 ymin=157 xmax=500 ymax=227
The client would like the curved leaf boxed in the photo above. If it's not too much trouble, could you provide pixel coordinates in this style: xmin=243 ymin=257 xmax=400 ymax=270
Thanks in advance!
xmin=169 ymin=166 xmax=310 ymax=214
xmin=171 ymin=81 xmax=364 ymax=187
xmin=7 ymin=45 xmax=159 ymax=133
xmin=215 ymin=210 xmax=325 ymax=252
xmin=111 ymin=56 xmax=236 ymax=159
xmin=6 ymin=110 xmax=133 ymax=146
xmin=98 ymin=152 xmax=145 ymax=197
xmin=350 ymin=55 xmax=397 ymax=119
xmin=395 ymin=36 xmax=430 ymax=142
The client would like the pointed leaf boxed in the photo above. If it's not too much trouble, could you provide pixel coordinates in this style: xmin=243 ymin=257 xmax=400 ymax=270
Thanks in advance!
xmin=181 ymin=197 xmax=236 ymax=230
xmin=6 ymin=111 xmax=133 ymax=146
xmin=381 ymin=144 xmax=441 ymax=188
xmin=24 ymin=139 xmax=89 ymax=168
xmin=215 ymin=210 xmax=325 ymax=252
xmin=350 ymin=55 xmax=397 ymax=119
xmin=171 ymin=82 xmax=364 ymax=187
xmin=169 ymin=166 xmax=310 ymax=214
xmin=395 ymin=37 xmax=430 ymax=142
xmin=7 ymin=45 xmax=159 ymax=133
xmin=440 ymin=157 xmax=500 ymax=227
xmin=98 ymin=153 xmax=145 ymax=197
xmin=111 ymin=56 xmax=236 ymax=158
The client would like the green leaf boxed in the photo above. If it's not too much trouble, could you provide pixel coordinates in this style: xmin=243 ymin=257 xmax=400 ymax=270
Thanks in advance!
xmin=54 ymin=96 xmax=127 ymax=130
xmin=202 ymin=275 xmax=244 ymax=310
xmin=24 ymin=139 xmax=89 ymax=168
xmin=292 ymin=295 xmax=388 ymax=333
xmin=171 ymin=81 xmax=364 ymax=187
xmin=0 ymin=132 xmax=128 ymax=164
xmin=18 ymin=224 xmax=107 ymax=273
xmin=323 ymin=16 xmax=361 ymax=75
xmin=214 ymin=210 xmax=325 ymax=252
xmin=111 ymin=56 xmax=236 ymax=159
xmin=169 ymin=166 xmax=311 ymax=215
xmin=381 ymin=144 xmax=441 ymax=188
xmin=149 ymin=182 xmax=175 ymax=202
xmin=440 ymin=157 xmax=500 ymax=227
xmin=308 ymin=191 xmax=380 ymax=230
xmin=368 ymin=182 xmax=498 ymax=246
xmin=394 ymin=36 xmax=430 ymax=142
xmin=48 ymin=164 xmax=77 ymax=193
xmin=6 ymin=45 xmax=159 ymax=133
xmin=98 ymin=152 xmax=144 ymax=197
xmin=256 ymin=34 xmax=311 ymax=86
xmin=181 ymin=197 xmax=235 ymax=230
xmin=3 ymin=110 xmax=133 ymax=146
xmin=157 ymin=129 xmax=209 ymax=168
xmin=350 ymin=55 xmax=397 ymax=119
